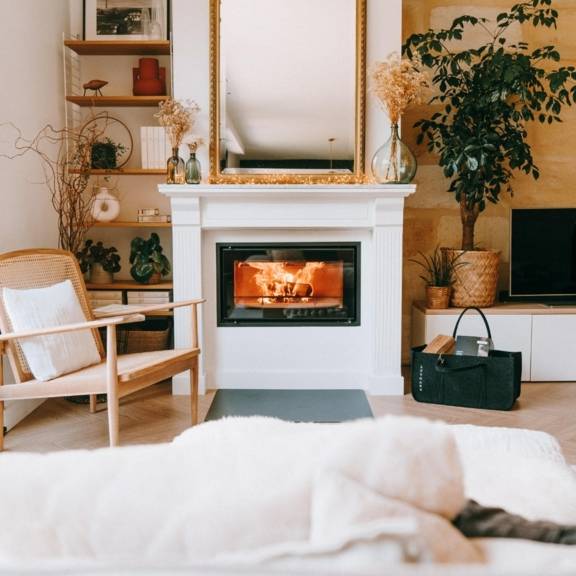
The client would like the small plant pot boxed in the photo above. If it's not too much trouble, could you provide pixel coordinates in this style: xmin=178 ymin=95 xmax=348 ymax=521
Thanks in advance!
xmin=426 ymin=286 xmax=451 ymax=309
xmin=146 ymin=272 xmax=162 ymax=285
xmin=90 ymin=263 xmax=113 ymax=285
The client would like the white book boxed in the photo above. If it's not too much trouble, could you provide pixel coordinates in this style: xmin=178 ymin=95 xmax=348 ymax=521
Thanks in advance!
xmin=88 ymin=290 xmax=123 ymax=300
xmin=154 ymin=127 xmax=162 ymax=169
xmin=163 ymin=127 xmax=172 ymax=163
xmin=141 ymin=127 xmax=149 ymax=169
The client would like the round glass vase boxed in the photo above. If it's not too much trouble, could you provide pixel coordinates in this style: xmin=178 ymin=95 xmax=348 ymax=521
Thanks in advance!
xmin=371 ymin=123 xmax=417 ymax=184
xmin=185 ymin=151 xmax=202 ymax=184
xmin=166 ymin=146 xmax=186 ymax=184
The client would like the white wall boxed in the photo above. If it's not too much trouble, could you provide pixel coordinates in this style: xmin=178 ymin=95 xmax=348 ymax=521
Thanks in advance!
xmin=171 ymin=0 xmax=402 ymax=175
xmin=0 ymin=0 xmax=73 ymax=429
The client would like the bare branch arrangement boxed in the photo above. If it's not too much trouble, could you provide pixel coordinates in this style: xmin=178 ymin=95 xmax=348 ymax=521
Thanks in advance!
xmin=0 ymin=112 xmax=116 ymax=254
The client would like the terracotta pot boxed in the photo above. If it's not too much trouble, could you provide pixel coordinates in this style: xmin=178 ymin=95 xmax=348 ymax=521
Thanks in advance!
xmin=133 ymin=58 xmax=166 ymax=96
xmin=90 ymin=263 xmax=113 ymax=285
xmin=147 ymin=272 xmax=162 ymax=285
xmin=444 ymin=249 xmax=500 ymax=308
xmin=426 ymin=286 xmax=451 ymax=309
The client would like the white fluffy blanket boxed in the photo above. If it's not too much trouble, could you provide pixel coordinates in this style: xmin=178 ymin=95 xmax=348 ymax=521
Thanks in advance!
xmin=0 ymin=416 xmax=480 ymax=568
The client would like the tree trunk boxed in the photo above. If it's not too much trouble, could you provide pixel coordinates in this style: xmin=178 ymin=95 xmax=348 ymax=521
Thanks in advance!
xmin=460 ymin=197 xmax=480 ymax=251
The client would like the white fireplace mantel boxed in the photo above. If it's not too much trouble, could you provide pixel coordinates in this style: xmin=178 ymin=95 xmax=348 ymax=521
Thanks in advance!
xmin=159 ymin=184 xmax=416 ymax=396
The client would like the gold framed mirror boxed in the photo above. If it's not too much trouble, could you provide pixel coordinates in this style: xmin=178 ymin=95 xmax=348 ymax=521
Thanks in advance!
xmin=209 ymin=0 xmax=367 ymax=184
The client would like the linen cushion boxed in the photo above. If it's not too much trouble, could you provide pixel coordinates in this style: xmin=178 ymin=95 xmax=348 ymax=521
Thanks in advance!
xmin=2 ymin=279 xmax=101 ymax=381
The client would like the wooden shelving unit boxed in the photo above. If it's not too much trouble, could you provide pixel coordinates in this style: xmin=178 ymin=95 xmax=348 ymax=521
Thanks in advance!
xmin=91 ymin=221 xmax=171 ymax=229
xmin=66 ymin=95 xmax=166 ymax=107
xmin=86 ymin=280 xmax=173 ymax=290
xmin=64 ymin=40 xmax=171 ymax=56
xmin=69 ymin=168 xmax=166 ymax=176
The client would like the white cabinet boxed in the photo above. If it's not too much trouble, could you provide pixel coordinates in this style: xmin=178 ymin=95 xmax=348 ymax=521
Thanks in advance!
xmin=412 ymin=303 xmax=576 ymax=382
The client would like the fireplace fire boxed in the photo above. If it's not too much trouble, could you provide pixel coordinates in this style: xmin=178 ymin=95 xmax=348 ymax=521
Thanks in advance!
xmin=234 ymin=260 xmax=344 ymax=309
xmin=217 ymin=243 xmax=360 ymax=326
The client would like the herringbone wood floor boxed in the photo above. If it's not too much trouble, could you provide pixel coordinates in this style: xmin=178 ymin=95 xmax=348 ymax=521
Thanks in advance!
xmin=4 ymin=380 xmax=576 ymax=463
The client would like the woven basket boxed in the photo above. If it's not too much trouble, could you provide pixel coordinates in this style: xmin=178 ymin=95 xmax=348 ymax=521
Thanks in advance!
xmin=426 ymin=286 xmax=451 ymax=309
xmin=445 ymin=249 xmax=500 ymax=308
xmin=124 ymin=319 xmax=171 ymax=354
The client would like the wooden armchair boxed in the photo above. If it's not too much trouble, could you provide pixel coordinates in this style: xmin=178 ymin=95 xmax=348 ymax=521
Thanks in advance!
xmin=0 ymin=249 xmax=203 ymax=450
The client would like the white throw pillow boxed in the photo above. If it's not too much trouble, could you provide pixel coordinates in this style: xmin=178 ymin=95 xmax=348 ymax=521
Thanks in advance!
xmin=3 ymin=279 xmax=101 ymax=381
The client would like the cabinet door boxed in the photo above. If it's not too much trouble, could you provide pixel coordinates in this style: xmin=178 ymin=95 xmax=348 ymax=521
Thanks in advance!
xmin=417 ymin=313 xmax=532 ymax=381
xmin=531 ymin=315 xmax=576 ymax=381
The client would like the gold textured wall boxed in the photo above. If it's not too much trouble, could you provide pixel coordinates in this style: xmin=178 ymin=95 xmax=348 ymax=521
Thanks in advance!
xmin=400 ymin=0 xmax=576 ymax=362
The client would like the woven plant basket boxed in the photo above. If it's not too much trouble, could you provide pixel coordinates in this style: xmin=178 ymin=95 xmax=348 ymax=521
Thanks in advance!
xmin=426 ymin=286 xmax=451 ymax=309
xmin=124 ymin=320 xmax=171 ymax=354
xmin=444 ymin=249 xmax=500 ymax=308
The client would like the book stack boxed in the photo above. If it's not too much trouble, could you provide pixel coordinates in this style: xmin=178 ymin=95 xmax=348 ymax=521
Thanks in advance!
xmin=140 ymin=127 xmax=172 ymax=169
xmin=127 ymin=291 xmax=171 ymax=305
xmin=137 ymin=208 xmax=171 ymax=224
xmin=88 ymin=290 xmax=123 ymax=309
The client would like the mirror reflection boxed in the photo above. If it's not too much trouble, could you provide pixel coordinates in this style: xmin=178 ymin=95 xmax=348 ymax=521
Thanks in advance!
xmin=218 ymin=0 xmax=358 ymax=175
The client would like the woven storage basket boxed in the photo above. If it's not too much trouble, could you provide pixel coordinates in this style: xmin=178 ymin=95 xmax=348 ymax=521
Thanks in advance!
xmin=124 ymin=319 xmax=171 ymax=354
xmin=425 ymin=286 xmax=451 ymax=309
xmin=444 ymin=249 xmax=500 ymax=308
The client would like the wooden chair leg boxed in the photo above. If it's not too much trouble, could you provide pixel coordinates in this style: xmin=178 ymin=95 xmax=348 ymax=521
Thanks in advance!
xmin=89 ymin=394 xmax=97 ymax=414
xmin=106 ymin=325 xmax=120 ymax=447
xmin=190 ymin=357 xmax=198 ymax=426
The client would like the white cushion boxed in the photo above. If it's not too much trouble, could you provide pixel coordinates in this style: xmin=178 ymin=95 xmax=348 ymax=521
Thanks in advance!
xmin=2 ymin=279 xmax=101 ymax=381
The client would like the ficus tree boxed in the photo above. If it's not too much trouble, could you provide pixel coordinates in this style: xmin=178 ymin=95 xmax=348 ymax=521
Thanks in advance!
xmin=403 ymin=0 xmax=576 ymax=250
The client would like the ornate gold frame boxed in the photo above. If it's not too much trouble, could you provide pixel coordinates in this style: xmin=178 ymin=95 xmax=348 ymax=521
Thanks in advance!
xmin=209 ymin=0 xmax=367 ymax=185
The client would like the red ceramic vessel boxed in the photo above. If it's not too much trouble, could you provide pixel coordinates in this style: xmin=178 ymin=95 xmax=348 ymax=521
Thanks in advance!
xmin=133 ymin=58 xmax=166 ymax=96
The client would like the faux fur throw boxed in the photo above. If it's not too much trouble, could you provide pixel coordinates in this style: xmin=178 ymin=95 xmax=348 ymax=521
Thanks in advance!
xmin=0 ymin=416 xmax=467 ymax=565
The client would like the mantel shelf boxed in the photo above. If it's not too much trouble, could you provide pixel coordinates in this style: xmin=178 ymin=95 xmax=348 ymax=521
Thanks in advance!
xmin=66 ymin=95 xmax=166 ymax=107
xmin=64 ymin=40 xmax=171 ymax=55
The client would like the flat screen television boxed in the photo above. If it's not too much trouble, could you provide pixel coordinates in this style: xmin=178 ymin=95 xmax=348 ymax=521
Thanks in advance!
xmin=510 ymin=208 xmax=576 ymax=301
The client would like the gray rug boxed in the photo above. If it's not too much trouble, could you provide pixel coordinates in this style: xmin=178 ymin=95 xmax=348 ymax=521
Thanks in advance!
xmin=204 ymin=389 xmax=373 ymax=423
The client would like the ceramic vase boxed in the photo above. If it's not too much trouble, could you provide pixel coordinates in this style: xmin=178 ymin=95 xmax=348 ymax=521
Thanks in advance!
xmin=91 ymin=187 xmax=120 ymax=222
xmin=133 ymin=58 xmax=166 ymax=96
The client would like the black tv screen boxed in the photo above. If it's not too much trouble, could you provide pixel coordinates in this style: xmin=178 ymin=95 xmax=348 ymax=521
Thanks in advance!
xmin=510 ymin=208 xmax=576 ymax=298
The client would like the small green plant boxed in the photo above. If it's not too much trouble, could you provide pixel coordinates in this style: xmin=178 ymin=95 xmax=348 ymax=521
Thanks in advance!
xmin=129 ymin=233 xmax=171 ymax=283
xmin=409 ymin=247 xmax=464 ymax=287
xmin=76 ymin=239 xmax=121 ymax=274
xmin=91 ymin=137 xmax=126 ymax=169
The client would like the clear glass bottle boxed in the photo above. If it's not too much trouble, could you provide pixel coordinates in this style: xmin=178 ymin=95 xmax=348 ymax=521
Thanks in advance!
xmin=371 ymin=123 xmax=417 ymax=184
xmin=166 ymin=146 xmax=185 ymax=184
xmin=185 ymin=148 xmax=202 ymax=184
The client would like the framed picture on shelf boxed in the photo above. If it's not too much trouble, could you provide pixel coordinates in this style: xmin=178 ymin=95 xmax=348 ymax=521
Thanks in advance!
xmin=83 ymin=0 xmax=170 ymax=41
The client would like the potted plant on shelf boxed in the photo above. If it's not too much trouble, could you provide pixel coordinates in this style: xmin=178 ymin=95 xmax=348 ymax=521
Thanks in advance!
xmin=410 ymin=247 xmax=464 ymax=309
xmin=91 ymin=137 xmax=127 ymax=170
xmin=129 ymin=232 xmax=171 ymax=284
xmin=404 ymin=0 xmax=576 ymax=307
xmin=76 ymin=239 xmax=121 ymax=284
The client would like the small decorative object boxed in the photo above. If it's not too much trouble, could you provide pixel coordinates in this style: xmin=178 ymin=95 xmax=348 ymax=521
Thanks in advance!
xmin=409 ymin=247 xmax=465 ymax=309
xmin=155 ymin=99 xmax=200 ymax=184
xmin=84 ymin=0 xmax=169 ymax=41
xmin=91 ymin=186 xmax=120 ymax=222
xmin=91 ymin=137 xmax=127 ymax=169
xmin=129 ymin=232 xmax=171 ymax=284
xmin=370 ymin=53 xmax=426 ymax=184
xmin=185 ymin=139 xmax=203 ymax=184
xmin=404 ymin=1 xmax=576 ymax=306
xmin=81 ymin=115 xmax=133 ymax=171
xmin=133 ymin=58 xmax=166 ymax=96
xmin=83 ymin=79 xmax=108 ymax=96
xmin=76 ymin=239 xmax=121 ymax=285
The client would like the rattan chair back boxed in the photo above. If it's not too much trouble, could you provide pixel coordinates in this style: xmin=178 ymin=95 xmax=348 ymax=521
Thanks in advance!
xmin=0 ymin=249 xmax=104 ymax=382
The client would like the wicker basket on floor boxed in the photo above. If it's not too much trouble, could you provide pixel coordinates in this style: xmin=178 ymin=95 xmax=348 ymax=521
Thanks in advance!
xmin=444 ymin=249 xmax=500 ymax=308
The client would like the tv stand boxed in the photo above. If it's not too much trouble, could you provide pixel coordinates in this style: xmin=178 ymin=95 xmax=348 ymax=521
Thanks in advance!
xmin=412 ymin=302 xmax=576 ymax=382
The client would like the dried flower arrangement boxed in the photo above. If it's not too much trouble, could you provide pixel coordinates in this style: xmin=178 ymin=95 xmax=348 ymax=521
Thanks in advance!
xmin=370 ymin=53 xmax=427 ymax=125
xmin=155 ymin=99 xmax=200 ymax=148
xmin=186 ymin=136 xmax=204 ymax=154
xmin=0 ymin=112 xmax=117 ymax=253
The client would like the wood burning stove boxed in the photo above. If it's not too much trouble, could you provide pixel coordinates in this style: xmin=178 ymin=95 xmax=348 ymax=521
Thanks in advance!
xmin=217 ymin=243 xmax=360 ymax=326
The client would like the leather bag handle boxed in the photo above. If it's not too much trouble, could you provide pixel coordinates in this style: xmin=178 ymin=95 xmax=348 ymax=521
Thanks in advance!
xmin=452 ymin=307 xmax=492 ymax=340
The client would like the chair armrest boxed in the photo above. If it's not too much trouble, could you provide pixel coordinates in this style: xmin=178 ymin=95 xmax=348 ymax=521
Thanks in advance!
xmin=93 ymin=299 xmax=206 ymax=318
xmin=0 ymin=314 xmax=145 ymax=342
